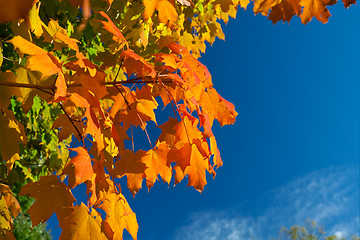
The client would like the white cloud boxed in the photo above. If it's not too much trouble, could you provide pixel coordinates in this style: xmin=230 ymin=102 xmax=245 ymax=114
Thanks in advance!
xmin=173 ymin=212 xmax=258 ymax=240
xmin=172 ymin=166 xmax=359 ymax=240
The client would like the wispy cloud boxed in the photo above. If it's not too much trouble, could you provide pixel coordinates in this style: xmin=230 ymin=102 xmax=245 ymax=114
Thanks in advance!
xmin=172 ymin=166 xmax=359 ymax=240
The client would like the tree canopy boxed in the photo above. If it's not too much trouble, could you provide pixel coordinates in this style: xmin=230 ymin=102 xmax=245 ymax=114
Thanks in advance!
xmin=0 ymin=0 xmax=356 ymax=239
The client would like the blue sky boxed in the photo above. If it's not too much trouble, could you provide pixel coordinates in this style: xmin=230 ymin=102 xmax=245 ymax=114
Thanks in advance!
xmin=48 ymin=3 xmax=359 ymax=239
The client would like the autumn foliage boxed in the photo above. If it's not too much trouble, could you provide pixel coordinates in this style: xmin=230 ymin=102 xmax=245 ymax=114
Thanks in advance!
xmin=0 ymin=0 xmax=355 ymax=239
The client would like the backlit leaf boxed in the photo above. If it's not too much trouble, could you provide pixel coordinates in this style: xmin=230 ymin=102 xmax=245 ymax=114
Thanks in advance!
xmin=19 ymin=175 xmax=75 ymax=226
xmin=97 ymin=192 xmax=138 ymax=240
xmin=114 ymin=150 xmax=147 ymax=195
xmin=63 ymin=147 xmax=96 ymax=189
xmin=58 ymin=203 xmax=107 ymax=240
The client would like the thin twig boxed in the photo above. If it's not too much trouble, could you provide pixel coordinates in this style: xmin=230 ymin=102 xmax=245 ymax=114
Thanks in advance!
xmin=130 ymin=125 xmax=134 ymax=151
xmin=136 ymin=113 xmax=153 ymax=149
xmin=59 ymin=102 xmax=84 ymax=144
xmin=181 ymin=115 xmax=192 ymax=144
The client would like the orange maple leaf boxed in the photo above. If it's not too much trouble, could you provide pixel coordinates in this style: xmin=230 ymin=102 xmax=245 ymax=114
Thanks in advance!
xmin=199 ymin=87 xmax=237 ymax=127
xmin=141 ymin=141 xmax=172 ymax=189
xmin=19 ymin=175 xmax=75 ymax=226
xmin=173 ymin=116 xmax=203 ymax=144
xmin=158 ymin=117 xmax=179 ymax=146
xmin=143 ymin=0 xmax=178 ymax=24
xmin=254 ymin=0 xmax=281 ymax=15
xmin=112 ymin=85 xmax=158 ymax=130
xmin=98 ymin=11 xmax=128 ymax=47
xmin=86 ymin=161 xmax=111 ymax=206
xmin=66 ymin=92 xmax=105 ymax=152
xmin=63 ymin=147 xmax=96 ymax=189
xmin=299 ymin=0 xmax=336 ymax=24
xmin=96 ymin=192 xmax=138 ymax=240
xmin=185 ymin=144 xmax=209 ymax=191
xmin=210 ymin=136 xmax=223 ymax=168
xmin=168 ymin=143 xmax=192 ymax=185
xmin=121 ymin=50 xmax=156 ymax=78
xmin=168 ymin=143 xmax=209 ymax=191
xmin=114 ymin=150 xmax=147 ymax=195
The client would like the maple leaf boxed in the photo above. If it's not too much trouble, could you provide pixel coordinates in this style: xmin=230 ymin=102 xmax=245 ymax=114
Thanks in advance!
xmin=141 ymin=141 xmax=172 ymax=189
xmin=63 ymin=147 xmax=96 ymax=189
xmin=121 ymin=50 xmax=156 ymax=78
xmin=58 ymin=203 xmax=107 ymax=240
xmin=27 ymin=1 xmax=43 ymax=37
xmin=8 ymin=36 xmax=67 ymax=101
xmin=0 ymin=68 xmax=53 ymax=111
xmin=0 ymin=184 xmax=21 ymax=219
xmin=66 ymin=92 xmax=105 ymax=153
xmin=185 ymin=144 xmax=209 ymax=191
xmin=0 ymin=185 xmax=19 ymax=238
xmin=96 ymin=192 xmax=138 ymax=240
xmin=19 ymin=175 xmax=75 ymax=226
xmin=158 ymin=117 xmax=179 ymax=146
xmin=143 ymin=0 xmax=178 ymax=24
xmin=72 ymin=72 xmax=108 ymax=100
xmin=210 ymin=136 xmax=223 ymax=168
xmin=213 ymin=0 xmax=234 ymax=12
xmin=0 ymin=0 xmax=36 ymax=23
xmin=199 ymin=88 xmax=237 ymax=127
xmin=0 ymin=197 xmax=16 ymax=240
xmin=168 ymin=142 xmax=209 ymax=191
xmin=114 ymin=150 xmax=147 ymax=195
xmin=112 ymin=85 xmax=158 ymax=130
xmin=173 ymin=116 xmax=203 ymax=144
xmin=342 ymin=0 xmax=356 ymax=7
xmin=52 ymin=113 xmax=84 ymax=141
xmin=299 ymin=0 xmax=335 ymax=24
xmin=86 ymin=161 xmax=111 ymax=207
xmin=0 ymin=110 xmax=25 ymax=173
xmin=167 ymin=142 xmax=192 ymax=185
xmin=98 ymin=11 xmax=128 ymax=48
xmin=268 ymin=0 xmax=302 ymax=23
xmin=0 ymin=71 xmax=21 ymax=110
xmin=254 ymin=0 xmax=282 ymax=15
xmin=0 ymin=185 xmax=21 ymax=239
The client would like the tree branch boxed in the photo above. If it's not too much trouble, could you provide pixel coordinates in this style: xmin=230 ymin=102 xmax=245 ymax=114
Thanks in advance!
xmin=0 ymin=76 xmax=173 ymax=90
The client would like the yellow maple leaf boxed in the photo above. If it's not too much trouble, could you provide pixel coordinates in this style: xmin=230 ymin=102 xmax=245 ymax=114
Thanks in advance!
xmin=0 ymin=110 xmax=25 ymax=173
xmin=0 ymin=197 xmax=16 ymax=240
xmin=0 ymin=184 xmax=21 ymax=219
xmin=58 ymin=204 xmax=107 ymax=240
xmin=8 ymin=36 xmax=67 ymax=101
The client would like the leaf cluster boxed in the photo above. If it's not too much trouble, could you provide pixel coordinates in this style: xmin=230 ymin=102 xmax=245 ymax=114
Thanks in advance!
xmin=0 ymin=0 xmax=356 ymax=239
